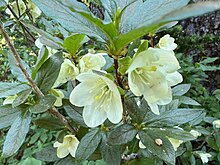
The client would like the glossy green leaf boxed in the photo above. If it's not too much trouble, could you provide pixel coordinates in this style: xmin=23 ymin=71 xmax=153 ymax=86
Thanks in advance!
xmin=0 ymin=82 xmax=30 ymax=98
xmin=63 ymin=34 xmax=88 ymax=55
xmin=118 ymin=56 xmax=132 ymax=74
xmin=19 ymin=157 xmax=42 ymax=165
xmin=76 ymin=129 xmax=102 ymax=160
xmin=0 ymin=105 xmax=21 ymax=129
xmin=34 ymin=145 xmax=59 ymax=162
xmin=108 ymin=124 xmax=137 ymax=145
xmin=144 ymin=108 xmax=203 ymax=127
xmin=12 ymin=89 xmax=32 ymax=108
xmin=55 ymin=156 xmax=81 ymax=165
xmin=172 ymin=84 xmax=191 ymax=96
xmin=33 ymin=117 xmax=64 ymax=130
xmin=139 ymin=130 xmax=176 ymax=165
xmin=2 ymin=112 xmax=31 ymax=158
xmin=29 ymin=95 xmax=56 ymax=114
xmin=35 ymin=52 xmax=63 ymax=94
xmin=63 ymin=100 xmax=87 ymax=127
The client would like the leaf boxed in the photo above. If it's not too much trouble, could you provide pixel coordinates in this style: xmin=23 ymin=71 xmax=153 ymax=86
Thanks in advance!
xmin=8 ymin=52 xmax=31 ymax=82
xmin=63 ymin=100 xmax=87 ymax=127
xmin=32 ymin=46 xmax=49 ymax=79
xmin=124 ymin=97 xmax=146 ymax=124
xmin=34 ymin=145 xmax=59 ymax=162
xmin=35 ymin=52 xmax=63 ymax=94
xmin=118 ymin=56 xmax=132 ymax=75
xmin=144 ymin=108 xmax=203 ymax=127
xmin=172 ymin=84 xmax=191 ymax=96
xmin=139 ymin=130 xmax=175 ymax=165
xmin=33 ymin=117 xmax=64 ymax=130
xmin=29 ymin=95 xmax=56 ymax=114
xmin=2 ymin=112 xmax=32 ymax=158
xmin=0 ymin=0 xmax=6 ymax=7
xmin=100 ymin=133 xmax=122 ymax=165
xmin=107 ymin=124 xmax=137 ymax=145
xmin=63 ymin=34 xmax=88 ymax=55
xmin=200 ymin=57 xmax=218 ymax=64
xmin=12 ymin=89 xmax=32 ymax=108
xmin=160 ymin=99 xmax=179 ymax=113
xmin=19 ymin=157 xmax=42 ymax=165
xmin=55 ymin=156 xmax=81 ymax=165
xmin=179 ymin=96 xmax=200 ymax=106
xmin=33 ymin=0 xmax=109 ymax=42
xmin=0 ymin=82 xmax=30 ymax=98
xmin=76 ymin=128 xmax=102 ymax=160
xmin=0 ymin=105 xmax=21 ymax=129
xmin=163 ymin=1 xmax=220 ymax=22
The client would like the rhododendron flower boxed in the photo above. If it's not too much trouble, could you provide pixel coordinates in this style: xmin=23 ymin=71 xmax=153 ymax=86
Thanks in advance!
xmin=190 ymin=130 xmax=202 ymax=138
xmin=159 ymin=34 xmax=177 ymax=51
xmin=53 ymin=59 xmax=79 ymax=88
xmin=168 ymin=138 xmax=183 ymax=151
xmin=79 ymin=53 xmax=106 ymax=73
xmin=69 ymin=72 xmax=123 ymax=127
xmin=196 ymin=152 xmax=212 ymax=164
xmin=49 ymin=89 xmax=64 ymax=107
xmin=213 ymin=120 xmax=220 ymax=129
xmin=53 ymin=135 xmax=79 ymax=158
xmin=127 ymin=48 xmax=182 ymax=114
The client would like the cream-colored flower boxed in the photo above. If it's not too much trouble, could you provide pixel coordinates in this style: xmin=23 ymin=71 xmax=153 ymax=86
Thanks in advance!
xmin=35 ymin=38 xmax=57 ymax=57
xmin=3 ymin=95 xmax=17 ymax=105
xmin=49 ymin=89 xmax=64 ymax=107
xmin=53 ymin=135 xmax=79 ymax=158
xmin=69 ymin=72 xmax=123 ymax=127
xmin=27 ymin=0 xmax=41 ymax=21
xmin=127 ymin=48 xmax=182 ymax=115
xmin=168 ymin=138 xmax=183 ymax=151
xmin=213 ymin=120 xmax=220 ymax=129
xmin=190 ymin=130 xmax=202 ymax=138
xmin=79 ymin=53 xmax=106 ymax=73
xmin=159 ymin=34 xmax=177 ymax=51
xmin=53 ymin=59 xmax=79 ymax=88
xmin=196 ymin=152 xmax=212 ymax=164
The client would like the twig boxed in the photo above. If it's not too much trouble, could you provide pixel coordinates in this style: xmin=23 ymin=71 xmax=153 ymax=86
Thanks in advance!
xmin=113 ymin=58 xmax=123 ymax=88
xmin=0 ymin=22 xmax=77 ymax=134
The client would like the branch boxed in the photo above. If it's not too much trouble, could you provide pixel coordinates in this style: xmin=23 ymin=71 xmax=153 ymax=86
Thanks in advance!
xmin=0 ymin=22 xmax=77 ymax=134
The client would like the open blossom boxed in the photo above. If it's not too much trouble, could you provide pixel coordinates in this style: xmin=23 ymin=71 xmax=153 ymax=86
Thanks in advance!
xmin=168 ymin=138 xmax=183 ymax=151
xmin=159 ymin=34 xmax=177 ymax=51
xmin=196 ymin=152 xmax=212 ymax=164
xmin=53 ymin=135 xmax=79 ymax=158
xmin=3 ymin=95 xmax=17 ymax=105
xmin=49 ymin=89 xmax=64 ymax=107
xmin=127 ymin=48 xmax=182 ymax=115
xmin=53 ymin=59 xmax=79 ymax=88
xmin=79 ymin=53 xmax=106 ymax=73
xmin=190 ymin=130 xmax=202 ymax=138
xmin=212 ymin=120 xmax=220 ymax=128
xmin=69 ymin=72 xmax=123 ymax=127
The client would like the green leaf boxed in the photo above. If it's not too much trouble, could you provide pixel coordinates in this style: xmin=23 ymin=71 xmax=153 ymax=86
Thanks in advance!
xmin=163 ymin=1 xmax=220 ymax=22
xmin=108 ymin=124 xmax=137 ymax=145
xmin=33 ymin=0 xmax=109 ymax=42
xmin=35 ymin=52 xmax=63 ymax=94
xmin=172 ymin=84 xmax=191 ymax=96
xmin=34 ymin=145 xmax=59 ymax=162
xmin=25 ymin=24 xmax=63 ymax=49
xmin=129 ymin=158 xmax=155 ymax=165
xmin=76 ymin=128 xmax=102 ymax=160
xmin=100 ymin=133 xmax=122 ymax=165
xmin=160 ymin=99 xmax=179 ymax=112
xmin=0 ymin=82 xmax=30 ymax=98
xmin=8 ymin=52 xmax=31 ymax=82
xmin=29 ymin=95 xmax=56 ymax=114
xmin=33 ymin=117 xmax=64 ymax=130
xmin=19 ymin=157 xmax=42 ymax=165
xmin=179 ymin=96 xmax=200 ymax=106
xmin=135 ymin=40 xmax=149 ymax=55
xmin=144 ymin=108 xmax=203 ymax=127
xmin=2 ymin=112 xmax=31 ymax=158
xmin=124 ymin=97 xmax=146 ymax=124
xmin=32 ymin=46 xmax=49 ymax=79
xmin=139 ymin=130 xmax=175 ymax=165
xmin=63 ymin=34 xmax=88 ymax=55
xmin=200 ymin=57 xmax=218 ymax=64
xmin=63 ymin=100 xmax=87 ymax=127
xmin=55 ymin=156 xmax=81 ymax=165
xmin=0 ymin=105 xmax=21 ymax=129
xmin=12 ymin=89 xmax=32 ymax=108
xmin=118 ymin=56 xmax=132 ymax=74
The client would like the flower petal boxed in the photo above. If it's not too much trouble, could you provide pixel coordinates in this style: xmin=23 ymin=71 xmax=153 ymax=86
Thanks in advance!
xmin=83 ymin=105 xmax=107 ymax=127
xmin=68 ymin=138 xmax=79 ymax=158
xmin=147 ymin=102 xmax=160 ymax=115
xmin=56 ymin=144 xmax=69 ymax=158
xmin=166 ymin=71 xmax=183 ymax=86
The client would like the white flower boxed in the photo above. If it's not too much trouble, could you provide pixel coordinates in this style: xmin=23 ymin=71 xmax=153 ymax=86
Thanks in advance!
xmin=28 ymin=0 xmax=41 ymax=21
xmin=127 ymin=48 xmax=182 ymax=115
xmin=196 ymin=152 xmax=212 ymax=164
xmin=213 ymin=120 xmax=220 ymax=129
xmin=53 ymin=135 xmax=79 ymax=158
xmin=49 ymin=89 xmax=64 ymax=107
xmin=3 ymin=95 xmax=17 ymax=105
xmin=190 ymin=130 xmax=202 ymax=138
xmin=53 ymin=59 xmax=79 ymax=88
xmin=79 ymin=53 xmax=106 ymax=73
xmin=69 ymin=72 xmax=123 ymax=127
xmin=136 ymin=134 xmax=146 ymax=149
xmin=168 ymin=138 xmax=183 ymax=151
xmin=35 ymin=38 xmax=57 ymax=57
xmin=159 ymin=34 xmax=177 ymax=51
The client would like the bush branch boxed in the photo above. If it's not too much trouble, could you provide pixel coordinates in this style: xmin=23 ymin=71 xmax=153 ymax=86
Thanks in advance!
xmin=0 ymin=22 xmax=77 ymax=134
